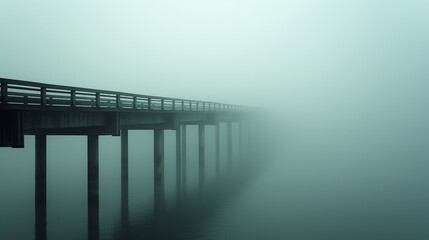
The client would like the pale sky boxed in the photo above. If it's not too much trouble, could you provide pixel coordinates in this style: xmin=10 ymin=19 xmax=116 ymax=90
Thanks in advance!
xmin=0 ymin=0 xmax=428 ymax=117
xmin=1 ymin=3 xmax=429 ymax=238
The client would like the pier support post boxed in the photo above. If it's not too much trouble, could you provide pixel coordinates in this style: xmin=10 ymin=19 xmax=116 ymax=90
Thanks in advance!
xmin=121 ymin=129 xmax=129 ymax=228
xmin=239 ymin=121 xmax=243 ymax=164
xmin=227 ymin=121 xmax=233 ymax=173
xmin=248 ymin=120 xmax=253 ymax=161
xmin=87 ymin=135 xmax=99 ymax=240
xmin=154 ymin=130 xmax=164 ymax=212
xmin=35 ymin=135 xmax=47 ymax=240
xmin=181 ymin=125 xmax=187 ymax=194
xmin=176 ymin=126 xmax=182 ymax=200
xmin=198 ymin=125 xmax=205 ymax=190
xmin=215 ymin=123 xmax=220 ymax=180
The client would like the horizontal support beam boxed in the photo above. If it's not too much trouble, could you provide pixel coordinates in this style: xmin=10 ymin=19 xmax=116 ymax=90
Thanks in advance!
xmin=178 ymin=120 xmax=217 ymax=126
xmin=24 ymin=126 xmax=118 ymax=136
xmin=122 ymin=123 xmax=176 ymax=130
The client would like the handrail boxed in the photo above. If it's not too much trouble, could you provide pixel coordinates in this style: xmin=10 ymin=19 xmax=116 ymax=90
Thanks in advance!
xmin=0 ymin=77 xmax=246 ymax=112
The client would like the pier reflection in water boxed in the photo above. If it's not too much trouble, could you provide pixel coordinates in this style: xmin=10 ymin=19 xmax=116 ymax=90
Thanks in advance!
xmin=0 ymin=122 xmax=261 ymax=240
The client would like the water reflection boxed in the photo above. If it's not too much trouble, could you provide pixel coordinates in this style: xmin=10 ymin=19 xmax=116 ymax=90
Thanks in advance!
xmin=112 ymin=165 xmax=260 ymax=240
xmin=35 ymin=189 xmax=46 ymax=240
xmin=80 ymin=148 xmax=259 ymax=240
xmin=24 ymin=123 xmax=258 ymax=240
xmin=87 ymin=194 xmax=99 ymax=240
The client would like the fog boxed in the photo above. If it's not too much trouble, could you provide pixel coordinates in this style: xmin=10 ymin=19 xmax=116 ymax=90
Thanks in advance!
xmin=1 ymin=0 xmax=429 ymax=239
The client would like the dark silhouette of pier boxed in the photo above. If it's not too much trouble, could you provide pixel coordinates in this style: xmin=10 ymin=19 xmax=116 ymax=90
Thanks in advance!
xmin=0 ymin=77 xmax=253 ymax=240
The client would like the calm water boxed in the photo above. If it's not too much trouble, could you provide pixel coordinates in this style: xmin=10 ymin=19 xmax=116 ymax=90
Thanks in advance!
xmin=1 ymin=122 xmax=428 ymax=240
xmin=0 ymin=124 xmax=254 ymax=240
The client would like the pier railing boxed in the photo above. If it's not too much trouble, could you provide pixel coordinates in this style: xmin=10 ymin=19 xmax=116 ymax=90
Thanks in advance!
xmin=0 ymin=78 xmax=244 ymax=112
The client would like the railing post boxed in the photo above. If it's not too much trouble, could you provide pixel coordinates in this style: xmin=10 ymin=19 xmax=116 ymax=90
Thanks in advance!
xmin=24 ymin=95 xmax=28 ymax=106
xmin=40 ymin=87 xmax=47 ymax=106
xmin=71 ymin=90 xmax=76 ymax=107
xmin=95 ymin=93 xmax=100 ymax=108
xmin=161 ymin=99 xmax=164 ymax=110
xmin=1 ymin=83 xmax=8 ymax=104
xmin=173 ymin=100 xmax=175 ymax=111
xmin=116 ymin=94 xmax=121 ymax=108
xmin=181 ymin=100 xmax=184 ymax=111
xmin=197 ymin=102 xmax=199 ymax=111
xmin=148 ymin=98 xmax=151 ymax=110
xmin=133 ymin=96 xmax=137 ymax=109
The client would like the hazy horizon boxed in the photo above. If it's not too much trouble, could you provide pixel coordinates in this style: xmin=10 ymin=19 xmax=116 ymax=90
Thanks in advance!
xmin=1 ymin=0 xmax=429 ymax=239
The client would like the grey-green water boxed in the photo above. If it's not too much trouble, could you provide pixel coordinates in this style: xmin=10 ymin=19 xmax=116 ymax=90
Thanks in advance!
xmin=1 ymin=119 xmax=428 ymax=240
xmin=0 ymin=124 xmax=244 ymax=240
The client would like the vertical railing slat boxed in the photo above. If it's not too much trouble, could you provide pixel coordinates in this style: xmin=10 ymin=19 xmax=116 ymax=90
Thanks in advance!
xmin=70 ymin=90 xmax=76 ymax=107
xmin=40 ymin=87 xmax=47 ymax=106
xmin=116 ymin=94 xmax=121 ymax=108
xmin=95 ymin=92 xmax=100 ymax=108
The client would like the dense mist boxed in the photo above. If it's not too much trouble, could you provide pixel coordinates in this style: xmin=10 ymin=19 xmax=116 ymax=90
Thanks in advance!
xmin=1 ymin=0 xmax=429 ymax=239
